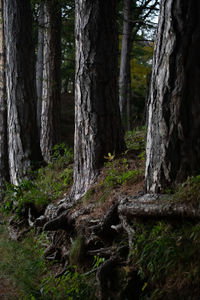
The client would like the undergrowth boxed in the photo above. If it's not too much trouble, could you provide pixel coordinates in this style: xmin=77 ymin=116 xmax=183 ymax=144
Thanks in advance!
xmin=1 ymin=144 xmax=73 ymax=217
xmin=131 ymin=221 xmax=200 ymax=299
xmin=0 ymin=225 xmax=95 ymax=300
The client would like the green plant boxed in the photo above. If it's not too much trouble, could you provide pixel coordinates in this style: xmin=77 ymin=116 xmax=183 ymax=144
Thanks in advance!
xmin=131 ymin=221 xmax=200 ymax=299
xmin=102 ymin=168 xmax=142 ymax=188
xmin=0 ymin=226 xmax=46 ymax=299
xmin=93 ymin=255 xmax=105 ymax=268
xmin=125 ymin=127 xmax=146 ymax=155
xmin=173 ymin=175 xmax=200 ymax=205
xmin=41 ymin=266 xmax=95 ymax=300
xmin=83 ymin=188 xmax=95 ymax=203
xmin=50 ymin=143 xmax=73 ymax=169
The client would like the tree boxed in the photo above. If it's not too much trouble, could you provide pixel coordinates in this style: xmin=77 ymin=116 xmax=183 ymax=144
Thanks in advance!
xmin=72 ymin=0 xmax=125 ymax=200
xmin=145 ymin=0 xmax=200 ymax=193
xmin=40 ymin=0 xmax=61 ymax=162
xmin=119 ymin=0 xmax=133 ymax=131
xmin=119 ymin=0 xmax=159 ymax=130
xmin=0 ymin=0 xmax=8 ymax=197
xmin=36 ymin=1 xmax=45 ymax=132
xmin=3 ymin=0 xmax=41 ymax=185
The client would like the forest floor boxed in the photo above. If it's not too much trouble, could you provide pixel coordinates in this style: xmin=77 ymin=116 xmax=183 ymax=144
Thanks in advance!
xmin=0 ymin=127 xmax=200 ymax=299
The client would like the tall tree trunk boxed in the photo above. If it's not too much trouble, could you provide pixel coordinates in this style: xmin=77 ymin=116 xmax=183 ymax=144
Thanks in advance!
xmin=119 ymin=0 xmax=132 ymax=131
xmin=145 ymin=0 xmax=200 ymax=193
xmin=0 ymin=0 xmax=8 ymax=198
xmin=40 ymin=0 xmax=61 ymax=163
xmin=3 ymin=0 xmax=41 ymax=185
xmin=36 ymin=1 xmax=44 ymax=132
xmin=72 ymin=0 xmax=125 ymax=200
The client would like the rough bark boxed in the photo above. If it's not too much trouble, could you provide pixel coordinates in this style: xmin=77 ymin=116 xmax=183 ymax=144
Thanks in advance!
xmin=36 ymin=1 xmax=44 ymax=132
xmin=0 ymin=0 xmax=8 ymax=197
xmin=146 ymin=0 xmax=200 ymax=193
xmin=3 ymin=0 xmax=42 ymax=185
xmin=118 ymin=194 xmax=200 ymax=220
xmin=40 ymin=0 xmax=61 ymax=163
xmin=119 ymin=0 xmax=133 ymax=131
xmin=72 ymin=0 xmax=125 ymax=200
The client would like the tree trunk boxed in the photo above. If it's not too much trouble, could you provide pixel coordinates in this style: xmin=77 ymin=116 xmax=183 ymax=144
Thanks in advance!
xmin=119 ymin=0 xmax=132 ymax=131
xmin=3 ymin=0 xmax=41 ymax=185
xmin=72 ymin=0 xmax=125 ymax=200
xmin=36 ymin=1 xmax=44 ymax=132
xmin=0 ymin=0 xmax=8 ymax=197
xmin=145 ymin=0 xmax=200 ymax=193
xmin=40 ymin=0 xmax=61 ymax=163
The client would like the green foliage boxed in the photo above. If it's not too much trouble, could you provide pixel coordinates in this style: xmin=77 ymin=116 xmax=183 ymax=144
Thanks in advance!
xmin=50 ymin=143 xmax=73 ymax=169
xmin=102 ymin=168 xmax=142 ymax=188
xmin=131 ymin=221 xmax=200 ymax=299
xmin=93 ymin=255 xmax=105 ymax=268
xmin=125 ymin=127 xmax=146 ymax=154
xmin=173 ymin=175 xmax=200 ymax=205
xmin=83 ymin=188 xmax=95 ymax=203
xmin=41 ymin=266 xmax=95 ymax=300
xmin=1 ymin=144 xmax=73 ymax=217
xmin=0 ymin=226 xmax=46 ymax=299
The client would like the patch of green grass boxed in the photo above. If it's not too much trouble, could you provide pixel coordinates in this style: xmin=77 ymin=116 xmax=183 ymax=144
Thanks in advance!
xmin=131 ymin=221 xmax=200 ymax=299
xmin=41 ymin=266 xmax=95 ymax=300
xmin=0 ymin=226 xmax=46 ymax=299
xmin=83 ymin=188 xmax=95 ymax=203
xmin=173 ymin=175 xmax=200 ymax=205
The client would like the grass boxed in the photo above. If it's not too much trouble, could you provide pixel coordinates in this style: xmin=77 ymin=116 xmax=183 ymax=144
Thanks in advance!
xmin=131 ymin=221 xmax=200 ymax=299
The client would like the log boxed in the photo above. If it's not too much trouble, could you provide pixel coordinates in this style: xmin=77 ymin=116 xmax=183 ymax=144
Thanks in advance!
xmin=118 ymin=194 xmax=200 ymax=220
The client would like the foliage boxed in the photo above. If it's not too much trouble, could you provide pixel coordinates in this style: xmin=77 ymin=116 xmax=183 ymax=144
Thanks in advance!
xmin=41 ymin=266 xmax=95 ymax=300
xmin=0 ymin=226 xmax=46 ymax=299
xmin=83 ymin=188 xmax=95 ymax=203
xmin=102 ymin=168 xmax=142 ymax=188
xmin=131 ymin=221 xmax=200 ymax=299
xmin=0 ymin=225 xmax=95 ymax=300
xmin=125 ymin=127 xmax=146 ymax=154
xmin=1 ymin=144 xmax=73 ymax=217
xmin=173 ymin=175 xmax=200 ymax=205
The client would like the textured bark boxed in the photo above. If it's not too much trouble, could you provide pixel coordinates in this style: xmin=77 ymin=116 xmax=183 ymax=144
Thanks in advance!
xmin=36 ymin=1 xmax=44 ymax=132
xmin=3 ymin=0 xmax=42 ymax=185
xmin=146 ymin=0 xmax=200 ymax=192
xmin=72 ymin=0 xmax=125 ymax=200
xmin=118 ymin=194 xmax=200 ymax=219
xmin=40 ymin=0 xmax=61 ymax=162
xmin=0 ymin=0 xmax=8 ymax=197
xmin=119 ymin=0 xmax=132 ymax=131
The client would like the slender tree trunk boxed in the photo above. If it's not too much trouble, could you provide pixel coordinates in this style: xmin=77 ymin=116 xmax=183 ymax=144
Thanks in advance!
xmin=72 ymin=0 xmax=125 ymax=200
xmin=3 ymin=0 xmax=41 ymax=185
xmin=119 ymin=0 xmax=132 ymax=131
xmin=40 ymin=0 xmax=61 ymax=163
xmin=145 ymin=0 xmax=200 ymax=193
xmin=0 ymin=0 xmax=8 ymax=197
xmin=36 ymin=1 xmax=44 ymax=132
